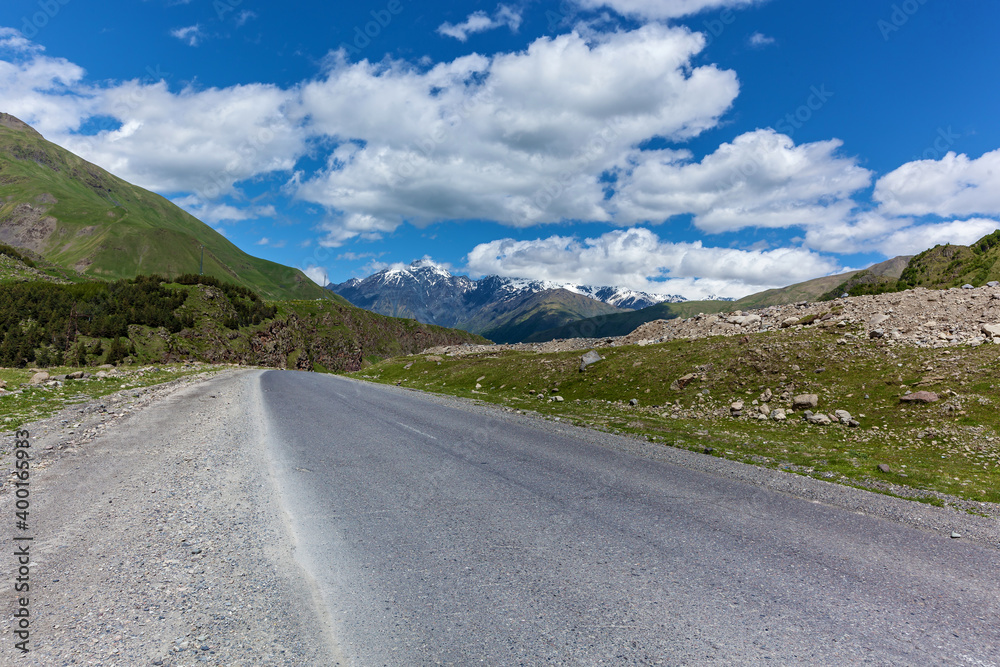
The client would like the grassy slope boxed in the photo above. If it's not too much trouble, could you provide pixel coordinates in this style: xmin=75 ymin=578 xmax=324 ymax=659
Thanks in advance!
xmin=0 ymin=116 xmax=329 ymax=301
xmin=353 ymin=327 xmax=1000 ymax=507
xmin=898 ymin=233 xmax=1000 ymax=289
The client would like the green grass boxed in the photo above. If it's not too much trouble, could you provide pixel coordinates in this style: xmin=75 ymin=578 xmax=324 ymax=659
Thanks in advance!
xmin=348 ymin=327 xmax=1000 ymax=505
xmin=0 ymin=364 xmax=220 ymax=431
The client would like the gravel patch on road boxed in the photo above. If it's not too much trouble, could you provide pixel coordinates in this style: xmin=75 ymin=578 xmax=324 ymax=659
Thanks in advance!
xmin=0 ymin=369 xmax=343 ymax=665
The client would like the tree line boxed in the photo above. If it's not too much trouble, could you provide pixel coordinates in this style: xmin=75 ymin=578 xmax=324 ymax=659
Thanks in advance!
xmin=0 ymin=274 xmax=277 ymax=368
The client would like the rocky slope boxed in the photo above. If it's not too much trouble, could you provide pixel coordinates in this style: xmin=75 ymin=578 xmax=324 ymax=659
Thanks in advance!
xmin=424 ymin=282 xmax=1000 ymax=356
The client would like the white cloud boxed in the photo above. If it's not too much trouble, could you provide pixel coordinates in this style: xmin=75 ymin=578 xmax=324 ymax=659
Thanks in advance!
xmin=611 ymin=129 xmax=872 ymax=232
xmin=573 ymin=0 xmax=763 ymax=20
xmin=748 ymin=32 xmax=775 ymax=47
xmin=802 ymin=211 xmax=1000 ymax=256
xmin=170 ymin=25 xmax=205 ymax=47
xmin=256 ymin=237 xmax=270 ymax=245
xmin=303 ymin=265 xmax=329 ymax=285
xmin=873 ymin=218 xmax=1000 ymax=256
xmin=465 ymin=227 xmax=839 ymax=299
xmin=173 ymin=196 xmax=277 ymax=223
xmin=875 ymin=149 xmax=1000 ymax=218
xmin=298 ymin=24 xmax=739 ymax=244
xmin=437 ymin=5 xmax=523 ymax=42
xmin=0 ymin=27 xmax=41 ymax=53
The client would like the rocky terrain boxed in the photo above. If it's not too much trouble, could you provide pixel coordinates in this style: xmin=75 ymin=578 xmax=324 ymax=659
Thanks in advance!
xmin=424 ymin=283 xmax=1000 ymax=356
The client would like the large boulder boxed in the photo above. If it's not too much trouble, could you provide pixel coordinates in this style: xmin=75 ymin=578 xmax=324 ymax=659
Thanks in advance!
xmin=793 ymin=394 xmax=819 ymax=410
xmin=28 ymin=372 xmax=49 ymax=385
xmin=981 ymin=323 xmax=1000 ymax=339
xmin=901 ymin=391 xmax=939 ymax=404
xmin=580 ymin=351 xmax=603 ymax=372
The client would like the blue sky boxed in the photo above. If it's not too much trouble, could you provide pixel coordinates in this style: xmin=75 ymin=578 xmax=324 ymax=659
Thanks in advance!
xmin=3 ymin=0 xmax=1000 ymax=298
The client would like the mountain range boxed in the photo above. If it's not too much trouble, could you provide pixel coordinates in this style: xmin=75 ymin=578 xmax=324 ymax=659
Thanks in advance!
xmin=327 ymin=261 xmax=701 ymax=343
xmin=330 ymin=256 xmax=924 ymax=344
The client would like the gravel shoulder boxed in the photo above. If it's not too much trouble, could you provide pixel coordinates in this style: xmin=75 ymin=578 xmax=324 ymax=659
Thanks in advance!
xmin=0 ymin=368 xmax=343 ymax=666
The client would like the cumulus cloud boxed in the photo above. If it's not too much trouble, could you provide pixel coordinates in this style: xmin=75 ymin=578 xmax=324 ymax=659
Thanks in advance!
xmin=573 ymin=0 xmax=764 ymax=20
xmin=170 ymin=25 xmax=205 ymax=47
xmin=437 ymin=5 xmax=522 ymax=42
xmin=874 ymin=149 xmax=1000 ymax=218
xmin=802 ymin=211 xmax=1000 ymax=256
xmin=465 ymin=227 xmax=840 ymax=299
xmin=298 ymin=24 xmax=739 ymax=244
xmin=611 ymin=129 xmax=872 ymax=232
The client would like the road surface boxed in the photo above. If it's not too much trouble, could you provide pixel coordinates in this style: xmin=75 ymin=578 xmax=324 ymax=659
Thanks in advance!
xmin=260 ymin=370 xmax=1000 ymax=665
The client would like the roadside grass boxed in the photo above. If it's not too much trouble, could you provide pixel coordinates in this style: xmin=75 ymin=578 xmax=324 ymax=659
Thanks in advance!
xmin=0 ymin=364 xmax=223 ymax=431
xmin=347 ymin=327 xmax=1000 ymax=506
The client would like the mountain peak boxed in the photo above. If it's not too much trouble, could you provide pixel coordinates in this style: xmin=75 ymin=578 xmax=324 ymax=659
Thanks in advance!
xmin=0 ymin=113 xmax=42 ymax=139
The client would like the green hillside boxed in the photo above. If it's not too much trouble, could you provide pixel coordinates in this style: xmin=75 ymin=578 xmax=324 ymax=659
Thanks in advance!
xmin=0 ymin=275 xmax=484 ymax=371
xmin=896 ymin=231 xmax=1000 ymax=289
xmin=0 ymin=113 xmax=328 ymax=301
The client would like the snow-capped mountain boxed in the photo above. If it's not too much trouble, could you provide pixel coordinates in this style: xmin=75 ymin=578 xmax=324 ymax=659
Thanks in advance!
xmin=328 ymin=261 xmax=688 ymax=339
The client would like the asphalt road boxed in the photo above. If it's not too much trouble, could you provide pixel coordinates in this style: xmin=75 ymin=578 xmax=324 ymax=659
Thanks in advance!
xmin=259 ymin=370 xmax=1000 ymax=666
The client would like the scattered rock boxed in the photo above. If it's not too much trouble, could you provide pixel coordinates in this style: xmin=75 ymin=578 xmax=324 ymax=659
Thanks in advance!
xmin=580 ymin=350 xmax=603 ymax=372
xmin=869 ymin=329 xmax=885 ymax=339
xmin=670 ymin=373 xmax=697 ymax=391
xmin=834 ymin=409 xmax=853 ymax=425
xmin=900 ymin=391 xmax=939 ymax=404
xmin=553 ymin=396 xmax=564 ymax=403
xmin=730 ymin=400 xmax=744 ymax=417
xmin=770 ymin=408 xmax=786 ymax=421
xmin=878 ymin=463 xmax=892 ymax=473
xmin=29 ymin=371 xmax=50 ymax=385
xmin=951 ymin=532 xmax=962 ymax=539
xmin=781 ymin=316 xmax=800 ymax=328
xmin=759 ymin=388 xmax=772 ymax=402
xmin=806 ymin=412 xmax=832 ymax=425
xmin=981 ymin=323 xmax=1000 ymax=338
xmin=403 ymin=363 xmax=413 ymax=370
xmin=793 ymin=394 xmax=819 ymax=410
xmin=629 ymin=398 xmax=639 ymax=407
